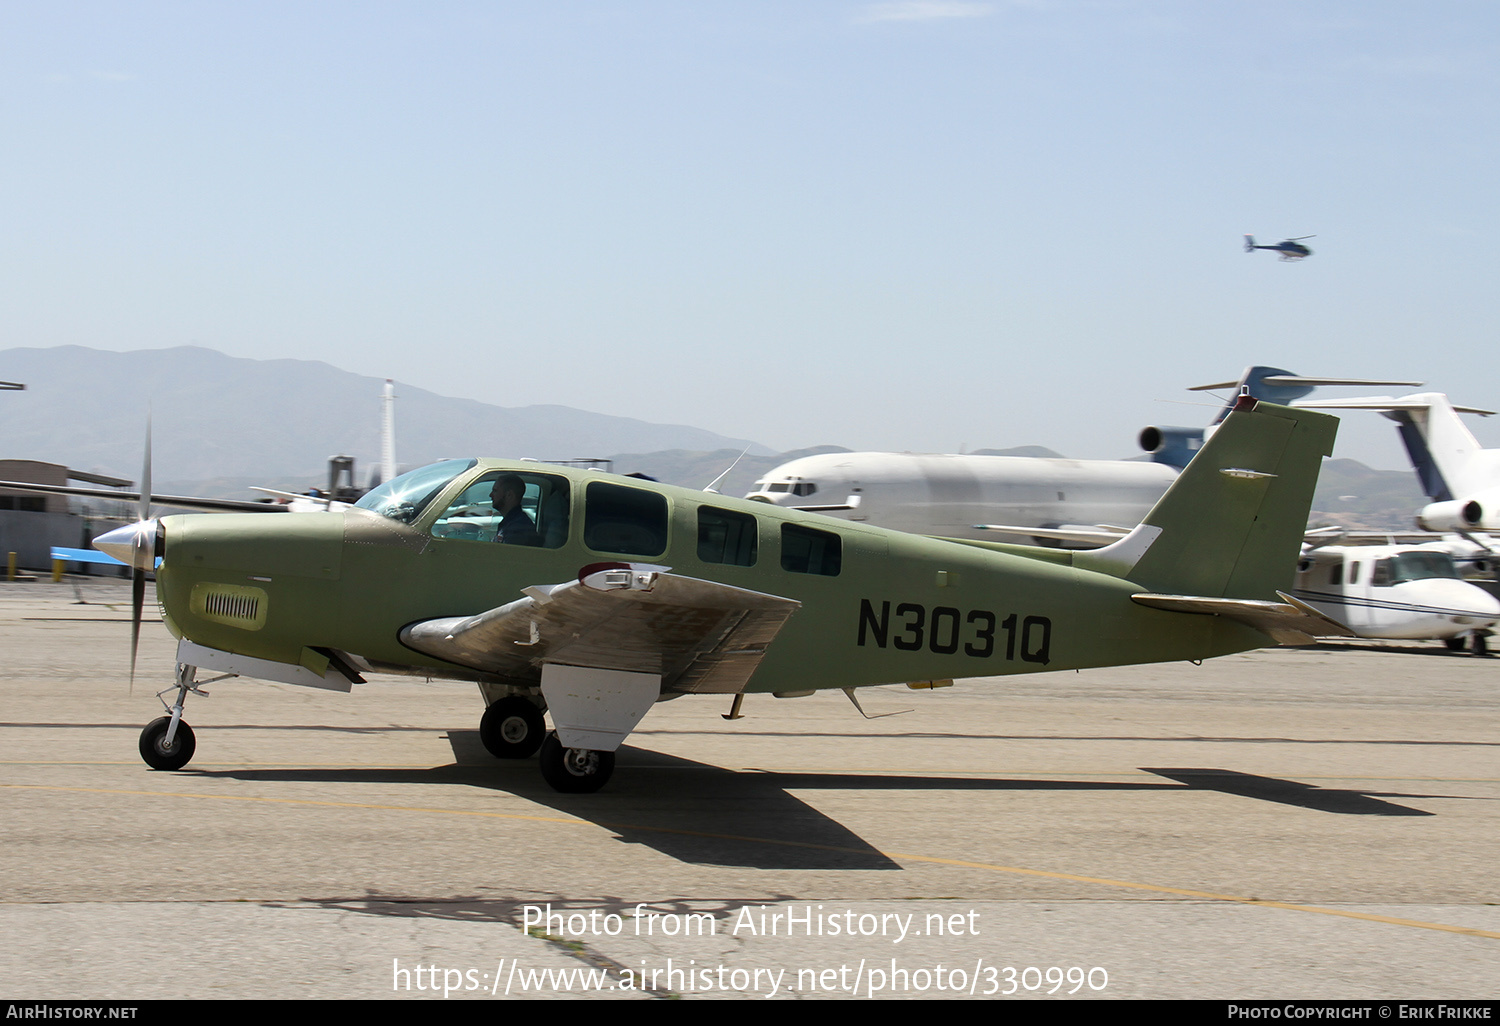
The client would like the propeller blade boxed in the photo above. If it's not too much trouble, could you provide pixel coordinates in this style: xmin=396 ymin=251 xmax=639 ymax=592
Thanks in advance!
xmin=131 ymin=413 xmax=152 ymax=691
xmin=139 ymin=412 xmax=152 ymax=522
xmin=130 ymin=566 xmax=144 ymax=691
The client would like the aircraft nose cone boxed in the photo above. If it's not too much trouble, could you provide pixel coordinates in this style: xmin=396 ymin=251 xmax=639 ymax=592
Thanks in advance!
xmin=1398 ymin=579 xmax=1500 ymax=625
xmin=94 ymin=519 xmax=160 ymax=570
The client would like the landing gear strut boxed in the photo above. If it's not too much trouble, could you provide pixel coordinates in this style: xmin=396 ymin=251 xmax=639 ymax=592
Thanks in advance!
xmin=137 ymin=662 xmax=230 ymax=770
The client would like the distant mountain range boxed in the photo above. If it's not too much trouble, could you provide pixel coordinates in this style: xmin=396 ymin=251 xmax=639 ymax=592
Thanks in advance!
xmin=0 ymin=345 xmax=770 ymax=482
xmin=0 ymin=345 xmax=1429 ymax=527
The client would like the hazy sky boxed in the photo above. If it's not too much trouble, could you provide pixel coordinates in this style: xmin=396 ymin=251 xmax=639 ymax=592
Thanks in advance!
xmin=4 ymin=1 xmax=1497 ymax=468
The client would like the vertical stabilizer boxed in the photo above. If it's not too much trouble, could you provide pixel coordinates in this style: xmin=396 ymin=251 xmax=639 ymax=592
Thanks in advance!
xmin=1295 ymin=391 xmax=1498 ymax=503
xmin=1383 ymin=393 xmax=1482 ymax=501
xmin=1077 ymin=398 xmax=1337 ymax=600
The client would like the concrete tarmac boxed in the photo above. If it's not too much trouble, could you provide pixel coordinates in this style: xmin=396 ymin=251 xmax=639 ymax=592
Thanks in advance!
xmin=2 ymin=578 xmax=1498 ymax=1000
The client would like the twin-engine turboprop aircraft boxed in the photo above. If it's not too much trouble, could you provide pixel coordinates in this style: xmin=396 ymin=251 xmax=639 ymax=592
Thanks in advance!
xmin=1292 ymin=540 xmax=1500 ymax=652
xmin=96 ymin=398 xmax=1343 ymax=793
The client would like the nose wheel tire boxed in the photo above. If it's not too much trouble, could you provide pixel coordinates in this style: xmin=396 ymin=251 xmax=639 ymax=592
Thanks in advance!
xmin=139 ymin=716 xmax=196 ymax=771
xmin=480 ymin=697 xmax=546 ymax=759
xmin=539 ymin=733 xmax=614 ymax=793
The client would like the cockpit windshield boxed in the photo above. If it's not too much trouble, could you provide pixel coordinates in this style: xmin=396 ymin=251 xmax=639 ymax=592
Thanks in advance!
xmin=353 ymin=459 xmax=477 ymax=524
xmin=1378 ymin=552 xmax=1462 ymax=585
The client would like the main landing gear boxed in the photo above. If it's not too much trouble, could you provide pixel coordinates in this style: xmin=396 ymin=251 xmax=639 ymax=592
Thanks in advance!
xmin=479 ymin=696 xmax=547 ymax=758
xmin=1445 ymin=633 xmax=1491 ymax=656
xmin=538 ymin=732 xmax=614 ymax=793
xmin=479 ymin=695 xmax=613 ymax=792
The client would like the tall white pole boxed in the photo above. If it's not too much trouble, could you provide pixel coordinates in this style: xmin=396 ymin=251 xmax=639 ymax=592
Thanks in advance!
xmin=381 ymin=379 xmax=397 ymax=485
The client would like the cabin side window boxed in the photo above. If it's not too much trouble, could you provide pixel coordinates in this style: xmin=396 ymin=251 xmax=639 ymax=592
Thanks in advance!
xmin=429 ymin=471 xmax=570 ymax=548
xmin=698 ymin=506 xmax=757 ymax=567
xmin=781 ymin=523 xmax=841 ymax=576
xmin=1371 ymin=559 xmax=1392 ymax=586
xmin=585 ymin=482 xmax=669 ymax=557
xmin=1329 ymin=562 xmax=1342 ymax=586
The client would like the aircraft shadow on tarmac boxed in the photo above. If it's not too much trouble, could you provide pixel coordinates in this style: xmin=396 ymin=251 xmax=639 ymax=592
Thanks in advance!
xmin=184 ymin=730 xmax=1471 ymax=868
xmin=1139 ymin=767 xmax=1449 ymax=816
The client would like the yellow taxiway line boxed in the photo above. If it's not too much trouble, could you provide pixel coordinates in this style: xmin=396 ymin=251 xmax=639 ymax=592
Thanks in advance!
xmin=3 ymin=780 xmax=1497 ymax=942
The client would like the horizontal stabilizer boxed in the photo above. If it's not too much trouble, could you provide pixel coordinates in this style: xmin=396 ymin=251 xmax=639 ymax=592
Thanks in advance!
xmin=1295 ymin=396 xmax=1497 ymax=416
xmin=972 ymin=523 xmax=1128 ymax=547
xmin=1131 ymin=591 xmax=1356 ymax=646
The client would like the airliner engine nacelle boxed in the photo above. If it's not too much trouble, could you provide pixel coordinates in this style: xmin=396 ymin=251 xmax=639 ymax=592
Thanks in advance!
xmin=1417 ymin=499 xmax=1487 ymax=532
xmin=1139 ymin=426 xmax=1205 ymax=470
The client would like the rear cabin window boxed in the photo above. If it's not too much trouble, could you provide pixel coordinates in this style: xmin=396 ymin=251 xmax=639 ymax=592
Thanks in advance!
xmin=781 ymin=523 xmax=841 ymax=576
xmin=698 ymin=506 xmax=757 ymax=567
xmin=585 ymin=482 xmax=668 ymax=557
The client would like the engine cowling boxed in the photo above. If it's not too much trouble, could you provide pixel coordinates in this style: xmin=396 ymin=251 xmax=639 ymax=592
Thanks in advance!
xmin=1138 ymin=426 xmax=1205 ymax=470
xmin=1417 ymin=499 xmax=1485 ymax=532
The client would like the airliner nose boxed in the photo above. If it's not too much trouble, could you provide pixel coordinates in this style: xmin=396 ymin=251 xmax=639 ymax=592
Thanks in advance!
xmin=94 ymin=519 xmax=161 ymax=570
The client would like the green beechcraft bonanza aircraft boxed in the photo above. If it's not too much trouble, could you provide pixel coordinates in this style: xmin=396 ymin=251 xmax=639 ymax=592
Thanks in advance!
xmin=93 ymin=396 xmax=1348 ymax=793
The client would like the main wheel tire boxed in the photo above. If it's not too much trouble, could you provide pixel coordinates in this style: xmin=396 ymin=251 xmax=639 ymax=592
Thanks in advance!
xmin=1446 ymin=636 xmax=1467 ymax=652
xmin=538 ymin=733 xmax=614 ymax=793
xmin=1473 ymin=634 xmax=1490 ymax=656
xmin=139 ymin=716 xmax=196 ymax=771
xmin=479 ymin=697 xmax=546 ymax=758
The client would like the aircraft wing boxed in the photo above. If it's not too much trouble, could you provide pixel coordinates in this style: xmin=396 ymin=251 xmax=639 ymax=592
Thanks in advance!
xmin=1131 ymin=591 xmax=1356 ymax=645
xmin=400 ymin=563 xmax=801 ymax=694
xmin=0 ymin=480 xmax=289 ymax=513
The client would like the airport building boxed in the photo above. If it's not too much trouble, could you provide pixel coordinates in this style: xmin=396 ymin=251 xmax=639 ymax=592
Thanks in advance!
xmin=0 ymin=460 xmax=130 ymax=571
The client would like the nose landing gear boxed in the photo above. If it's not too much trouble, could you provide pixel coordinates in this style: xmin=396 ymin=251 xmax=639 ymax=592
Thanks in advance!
xmin=137 ymin=662 xmax=233 ymax=770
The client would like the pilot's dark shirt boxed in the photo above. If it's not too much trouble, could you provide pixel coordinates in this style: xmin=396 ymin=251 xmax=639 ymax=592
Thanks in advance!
xmin=495 ymin=507 xmax=539 ymax=546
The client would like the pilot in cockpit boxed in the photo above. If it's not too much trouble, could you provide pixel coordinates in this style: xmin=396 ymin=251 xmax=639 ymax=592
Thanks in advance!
xmin=490 ymin=474 xmax=540 ymax=546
